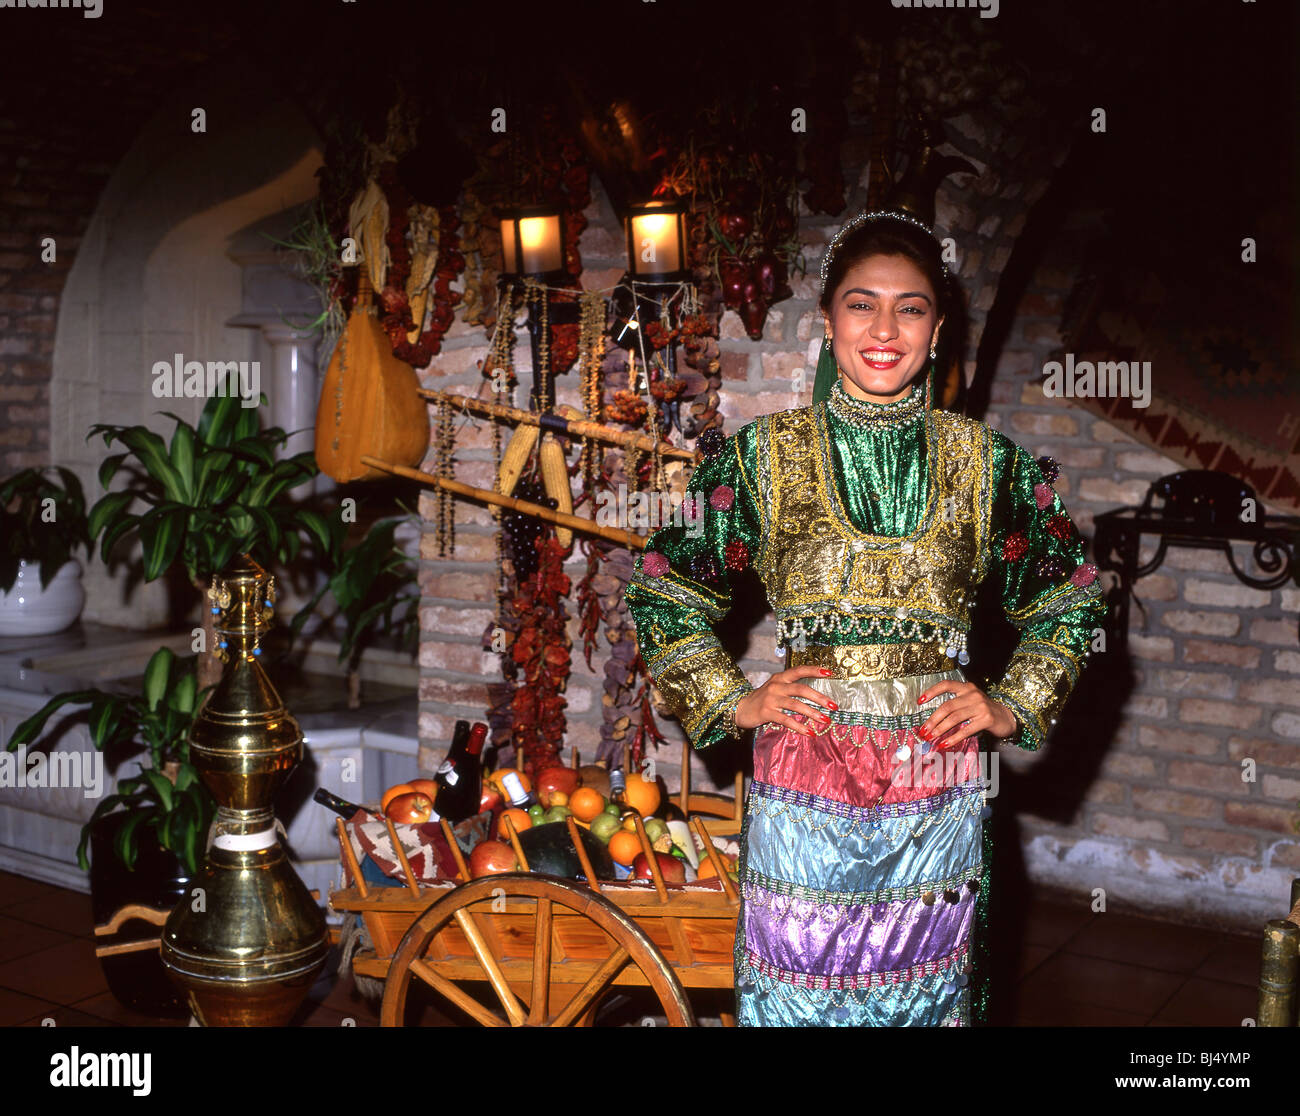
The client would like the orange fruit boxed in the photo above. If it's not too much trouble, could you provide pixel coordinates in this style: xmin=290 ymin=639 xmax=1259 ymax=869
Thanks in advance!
xmin=696 ymin=851 xmax=734 ymax=880
xmin=568 ymin=787 xmax=606 ymax=823
xmin=496 ymin=808 xmax=533 ymax=840
xmin=608 ymin=830 xmax=642 ymax=867
xmin=380 ymin=783 xmax=415 ymax=814
xmin=624 ymin=773 xmax=660 ymax=818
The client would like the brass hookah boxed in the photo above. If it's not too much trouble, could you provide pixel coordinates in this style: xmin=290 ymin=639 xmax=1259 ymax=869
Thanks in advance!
xmin=160 ymin=555 xmax=328 ymax=1026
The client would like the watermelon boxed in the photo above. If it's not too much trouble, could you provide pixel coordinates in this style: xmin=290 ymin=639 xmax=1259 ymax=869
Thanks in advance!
xmin=517 ymin=822 xmax=616 ymax=881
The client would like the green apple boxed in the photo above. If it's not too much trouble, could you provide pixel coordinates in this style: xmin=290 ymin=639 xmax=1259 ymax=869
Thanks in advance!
xmin=589 ymin=812 xmax=621 ymax=844
xmin=603 ymin=803 xmax=621 ymax=817
xmin=527 ymin=804 xmax=546 ymax=824
xmin=544 ymin=805 xmax=571 ymax=824
xmin=643 ymin=818 xmax=668 ymax=844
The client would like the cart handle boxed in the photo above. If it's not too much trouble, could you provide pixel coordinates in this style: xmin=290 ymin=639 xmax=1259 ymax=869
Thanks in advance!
xmin=633 ymin=815 xmax=670 ymax=902
xmin=440 ymin=817 xmax=471 ymax=882
xmin=500 ymin=812 xmax=531 ymax=872
xmin=565 ymin=817 xmax=603 ymax=895
xmin=691 ymin=816 xmax=739 ymax=903
xmin=383 ymin=815 xmax=423 ymax=897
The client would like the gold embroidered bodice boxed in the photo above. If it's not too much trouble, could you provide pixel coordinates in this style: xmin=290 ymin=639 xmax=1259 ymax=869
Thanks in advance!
xmin=625 ymin=399 xmax=1106 ymax=753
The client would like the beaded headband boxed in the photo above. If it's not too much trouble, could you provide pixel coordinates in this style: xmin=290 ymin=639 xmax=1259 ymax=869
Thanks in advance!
xmin=819 ymin=209 xmax=949 ymax=292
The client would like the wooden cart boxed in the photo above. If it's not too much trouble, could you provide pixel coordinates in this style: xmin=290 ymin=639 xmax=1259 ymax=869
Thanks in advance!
xmin=331 ymin=757 xmax=744 ymax=1028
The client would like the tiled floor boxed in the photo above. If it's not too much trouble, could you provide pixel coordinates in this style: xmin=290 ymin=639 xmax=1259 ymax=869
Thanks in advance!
xmin=0 ymin=869 xmax=1264 ymax=1026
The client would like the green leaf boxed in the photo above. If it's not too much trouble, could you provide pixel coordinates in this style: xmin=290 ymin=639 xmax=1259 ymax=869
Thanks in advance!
xmin=234 ymin=401 xmax=259 ymax=443
xmin=97 ymin=453 xmax=129 ymax=491
xmin=142 ymin=647 xmax=174 ymax=711
xmin=140 ymin=768 xmax=174 ymax=814
xmin=76 ymin=795 xmax=129 ymax=870
xmin=138 ymin=506 xmax=186 ymax=581
xmin=173 ymin=671 xmax=197 ymax=716
xmin=86 ymin=694 xmax=129 ymax=750
xmin=115 ymin=427 xmax=187 ymax=503
xmin=87 ymin=491 xmax=136 ymax=544
xmin=197 ymin=395 xmax=240 ymax=448
xmin=167 ymin=418 xmax=196 ymax=503
xmin=114 ymin=810 xmax=149 ymax=871
xmin=228 ymin=437 xmax=275 ymax=471
xmin=173 ymin=762 xmax=197 ymax=793
xmin=96 ymin=513 xmax=141 ymax=566
xmin=7 ymin=690 xmax=104 ymax=750
xmin=294 ymin=509 xmax=335 ymax=556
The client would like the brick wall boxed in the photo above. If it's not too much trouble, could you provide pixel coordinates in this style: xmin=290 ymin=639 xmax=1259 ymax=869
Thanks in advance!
xmin=978 ymin=240 xmax=1300 ymax=931
xmin=0 ymin=134 xmax=107 ymax=471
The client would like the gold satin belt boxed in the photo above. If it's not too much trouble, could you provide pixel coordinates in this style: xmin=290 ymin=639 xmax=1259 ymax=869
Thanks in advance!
xmin=787 ymin=641 xmax=954 ymax=679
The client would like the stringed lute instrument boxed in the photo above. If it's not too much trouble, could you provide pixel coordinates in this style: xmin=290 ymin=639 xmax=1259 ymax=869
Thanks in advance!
xmin=315 ymin=269 xmax=429 ymax=483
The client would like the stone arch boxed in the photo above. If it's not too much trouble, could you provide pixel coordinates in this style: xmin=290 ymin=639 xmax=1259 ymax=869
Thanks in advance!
xmin=50 ymin=59 xmax=323 ymax=626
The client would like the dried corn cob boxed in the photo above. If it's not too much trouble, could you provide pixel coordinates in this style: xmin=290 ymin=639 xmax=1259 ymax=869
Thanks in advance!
xmin=539 ymin=432 xmax=573 ymax=548
xmin=496 ymin=421 xmax=539 ymax=499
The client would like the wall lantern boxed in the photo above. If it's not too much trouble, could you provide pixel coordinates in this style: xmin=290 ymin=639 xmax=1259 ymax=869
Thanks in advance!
xmin=499 ymin=206 xmax=565 ymax=279
xmin=624 ymin=200 xmax=687 ymax=282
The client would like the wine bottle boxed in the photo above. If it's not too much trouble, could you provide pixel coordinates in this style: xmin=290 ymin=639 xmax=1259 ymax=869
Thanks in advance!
xmin=501 ymin=770 xmax=538 ymax=809
xmin=609 ymin=768 xmax=638 ymax=821
xmin=314 ymin=786 xmax=363 ymax=821
xmin=433 ymin=721 xmax=487 ymax=823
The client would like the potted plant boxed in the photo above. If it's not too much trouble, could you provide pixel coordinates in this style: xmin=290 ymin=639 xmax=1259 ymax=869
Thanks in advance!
xmin=0 ymin=466 xmax=92 ymax=636
xmin=6 ymin=647 xmax=212 ymax=1016
xmin=291 ymin=515 xmax=419 ymax=709
xmin=87 ymin=394 xmax=343 ymax=686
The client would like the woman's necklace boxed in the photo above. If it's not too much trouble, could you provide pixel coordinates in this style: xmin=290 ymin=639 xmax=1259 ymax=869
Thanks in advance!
xmin=826 ymin=377 xmax=926 ymax=430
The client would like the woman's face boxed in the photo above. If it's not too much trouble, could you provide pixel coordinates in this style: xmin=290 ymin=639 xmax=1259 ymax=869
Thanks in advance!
xmin=822 ymin=253 xmax=943 ymax=403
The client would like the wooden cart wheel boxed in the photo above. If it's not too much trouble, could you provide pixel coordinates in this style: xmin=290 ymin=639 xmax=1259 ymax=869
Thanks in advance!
xmin=380 ymin=874 xmax=695 ymax=1027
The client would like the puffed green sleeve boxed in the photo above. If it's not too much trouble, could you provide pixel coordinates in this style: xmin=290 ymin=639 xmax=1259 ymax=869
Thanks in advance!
xmin=983 ymin=434 xmax=1107 ymax=751
xmin=624 ymin=427 xmax=764 ymax=750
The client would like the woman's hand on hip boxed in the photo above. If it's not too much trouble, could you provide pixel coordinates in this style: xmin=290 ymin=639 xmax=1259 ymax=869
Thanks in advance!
xmin=915 ymin=680 xmax=1018 ymax=747
xmin=735 ymin=665 xmax=837 ymax=737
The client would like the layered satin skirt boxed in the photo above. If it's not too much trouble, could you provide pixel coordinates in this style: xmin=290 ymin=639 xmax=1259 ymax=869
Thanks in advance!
xmin=734 ymin=666 xmax=989 ymax=1027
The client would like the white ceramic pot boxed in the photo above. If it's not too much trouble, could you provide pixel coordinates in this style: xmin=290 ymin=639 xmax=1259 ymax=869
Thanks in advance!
xmin=0 ymin=559 xmax=86 ymax=637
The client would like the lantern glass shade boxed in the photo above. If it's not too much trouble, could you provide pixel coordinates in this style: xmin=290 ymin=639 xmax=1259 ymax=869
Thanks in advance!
xmin=626 ymin=201 xmax=686 ymax=280
xmin=499 ymin=207 xmax=564 ymax=277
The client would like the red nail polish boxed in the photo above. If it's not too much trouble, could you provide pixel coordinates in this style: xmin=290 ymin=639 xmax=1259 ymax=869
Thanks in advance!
xmin=828 ymin=701 xmax=839 ymax=711
xmin=917 ymin=694 xmax=927 ymax=704
xmin=820 ymin=668 xmax=833 ymax=676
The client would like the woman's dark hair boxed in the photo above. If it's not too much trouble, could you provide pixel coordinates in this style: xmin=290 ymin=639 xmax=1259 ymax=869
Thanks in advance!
xmin=819 ymin=219 xmax=950 ymax=318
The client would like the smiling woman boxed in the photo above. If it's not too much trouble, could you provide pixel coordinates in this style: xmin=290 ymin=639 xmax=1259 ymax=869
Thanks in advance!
xmin=625 ymin=209 xmax=1105 ymax=1028
xmin=819 ymin=214 xmax=950 ymax=405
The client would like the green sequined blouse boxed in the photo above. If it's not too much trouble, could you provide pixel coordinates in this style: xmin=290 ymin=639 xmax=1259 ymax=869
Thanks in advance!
xmin=624 ymin=379 xmax=1106 ymax=753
